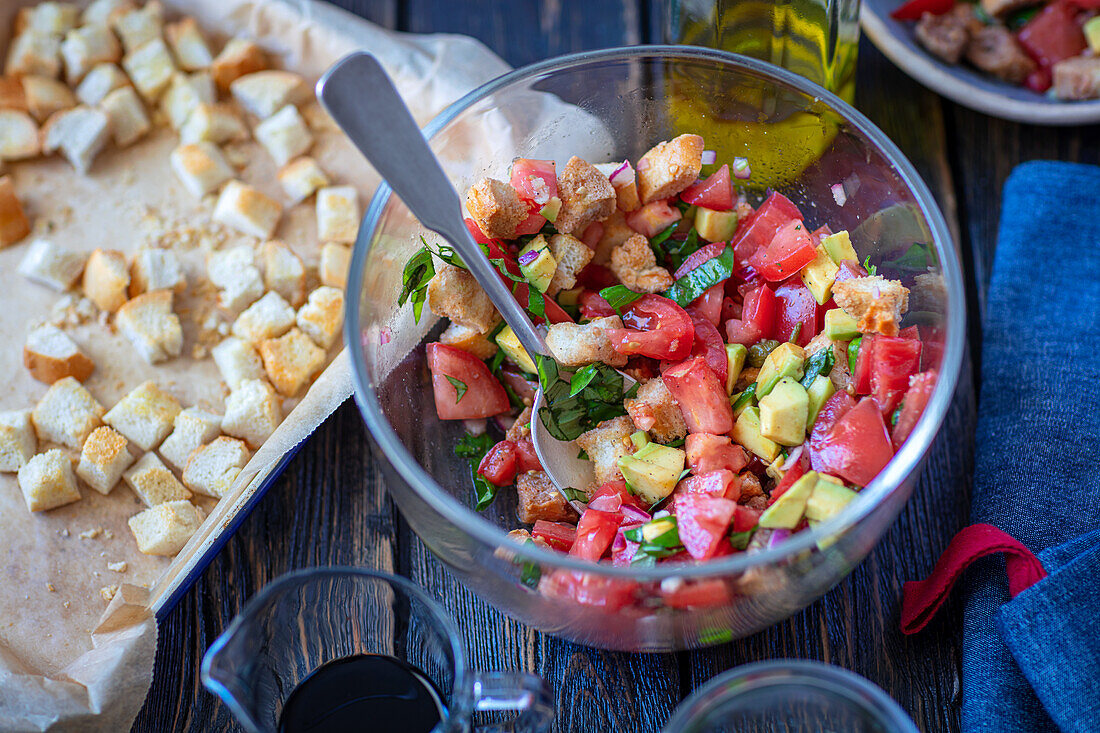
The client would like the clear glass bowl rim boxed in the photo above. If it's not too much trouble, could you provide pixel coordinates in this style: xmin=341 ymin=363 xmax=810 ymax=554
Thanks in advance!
xmin=346 ymin=45 xmax=967 ymax=581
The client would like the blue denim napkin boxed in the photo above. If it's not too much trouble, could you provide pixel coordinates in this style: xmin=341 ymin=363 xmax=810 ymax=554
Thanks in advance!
xmin=964 ymin=161 xmax=1100 ymax=733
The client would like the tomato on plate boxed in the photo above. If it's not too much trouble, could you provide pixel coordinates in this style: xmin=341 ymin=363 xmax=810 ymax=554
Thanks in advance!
xmin=514 ymin=437 xmax=542 ymax=473
xmin=732 ymin=504 xmax=762 ymax=533
xmin=687 ymin=283 xmax=725 ymax=326
xmin=1018 ymin=2 xmax=1087 ymax=72
xmin=541 ymin=570 xmax=637 ymax=610
xmin=753 ymin=219 xmax=817 ymax=282
xmin=532 ymin=520 xmax=576 ymax=551
xmin=685 ymin=434 xmax=749 ymax=476
xmin=662 ymin=578 xmax=731 ymax=608
xmin=724 ymin=284 xmax=777 ymax=345
xmin=852 ymin=335 xmax=876 ymax=394
xmin=477 ymin=440 xmax=517 ymax=486
xmin=870 ymin=336 xmax=922 ymax=414
xmin=891 ymin=370 xmax=937 ymax=449
xmin=607 ymin=294 xmax=695 ymax=361
xmin=675 ymin=494 xmax=738 ymax=560
xmin=426 ymin=343 xmax=509 ymax=419
xmin=732 ymin=192 xmax=802 ymax=265
xmin=675 ymin=242 xmax=727 ymax=279
xmin=814 ymin=397 xmax=893 ymax=486
xmin=680 ymin=164 xmax=733 ymax=211
xmin=773 ymin=278 xmax=819 ymax=346
xmin=663 ymin=356 xmax=735 ymax=434
xmin=687 ymin=315 xmax=728 ymax=385
xmin=578 ymin=290 xmax=617 ymax=319
xmin=770 ymin=451 xmax=809 ymax=504
xmin=570 ymin=509 xmax=623 ymax=561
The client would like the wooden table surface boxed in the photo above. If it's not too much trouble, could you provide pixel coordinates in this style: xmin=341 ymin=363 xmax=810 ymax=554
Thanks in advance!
xmin=131 ymin=2 xmax=1099 ymax=731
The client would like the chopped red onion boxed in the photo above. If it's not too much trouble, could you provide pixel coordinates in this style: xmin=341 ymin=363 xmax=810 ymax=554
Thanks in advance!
xmin=700 ymin=149 xmax=717 ymax=165
xmin=831 ymin=183 xmax=847 ymax=207
xmin=733 ymin=158 xmax=751 ymax=179
xmin=620 ymin=504 xmax=652 ymax=524
xmin=780 ymin=445 xmax=804 ymax=471
xmin=379 ymin=327 xmax=392 ymax=345
xmin=462 ymin=418 xmax=487 ymax=435
xmin=493 ymin=414 xmax=516 ymax=433
xmin=518 ymin=249 xmax=539 ymax=266
xmin=610 ymin=160 xmax=632 ymax=183
xmin=766 ymin=529 xmax=792 ymax=549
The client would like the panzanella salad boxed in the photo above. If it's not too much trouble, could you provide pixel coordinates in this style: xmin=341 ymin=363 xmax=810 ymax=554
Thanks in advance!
xmin=400 ymin=134 xmax=936 ymax=569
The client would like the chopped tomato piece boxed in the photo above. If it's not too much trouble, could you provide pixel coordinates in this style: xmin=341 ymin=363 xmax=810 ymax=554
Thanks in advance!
xmin=477 ymin=440 xmax=517 ymax=486
xmin=675 ymin=494 xmax=738 ymax=560
xmin=581 ymin=221 xmax=604 ymax=249
xmin=732 ymin=504 xmax=762 ymax=533
xmin=577 ymin=263 xmax=618 ymax=291
xmin=514 ymin=211 xmax=546 ymax=236
xmin=870 ymin=336 xmax=922 ymax=415
xmin=731 ymin=192 xmax=802 ymax=265
xmin=588 ymin=479 xmax=650 ymax=518
xmin=815 ymin=398 xmax=893 ymax=486
xmin=673 ymin=469 xmax=740 ymax=504
xmin=687 ymin=283 xmax=725 ymax=326
xmin=607 ymin=294 xmax=695 ymax=361
xmin=542 ymin=296 xmax=574 ymax=324
xmin=890 ymin=0 xmax=954 ymax=19
xmin=499 ymin=369 xmax=537 ymax=403
xmin=625 ymin=200 xmax=682 ymax=238
xmin=891 ymin=370 xmax=937 ymax=449
xmin=898 ymin=325 xmax=920 ymax=340
xmin=808 ymin=391 xmax=857 ymax=472
xmin=687 ymin=315 xmax=728 ymax=385
xmin=685 ymin=434 xmax=748 ymax=475
xmin=1018 ymin=2 xmax=1087 ymax=71
xmin=663 ymin=356 xmax=734 ymax=434
xmin=680 ymin=165 xmax=734 ymax=211
xmin=611 ymin=525 xmax=642 ymax=566
xmin=541 ymin=570 xmax=637 ymax=610
xmin=464 ymin=217 xmax=498 ymax=246
xmin=532 ymin=520 xmax=576 ymax=552
xmin=514 ymin=437 xmax=543 ymax=473
xmin=724 ymin=284 xmax=776 ymax=345
xmin=773 ymin=278 xmax=819 ymax=345
xmin=509 ymin=158 xmax=558 ymax=205
xmin=578 ymin=290 xmax=617 ymax=319
xmin=569 ymin=509 xmax=623 ymax=561
xmin=720 ymin=295 xmax=741 ymax=324
xmin=674 ymin=242 xmax=727 ymax=278
xmin=852 ymin=335 xmax=876 ymax=394
xmin=662 ymin=578 xmax=731 ymax=608
xmin=426 ymin=343 xmax=510 ymax=419
xmin=770 ymin=451 xmax=809 ymax=504
xmin=754 ymin=219 xmax=817 ymax=282
xmin=834 ymin=260 xmax=868 ymax=283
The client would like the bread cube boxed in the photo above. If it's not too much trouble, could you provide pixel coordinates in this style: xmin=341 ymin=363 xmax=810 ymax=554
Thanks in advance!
xmin=0 ymin=76 xmax=27 ymax=111
xmin=230 ymin=70 xmax=308 ymax=119
xmin=259 ymin=328 xmax=325 ymax=396
xmin=439 ymin=322 xmax=497 ymax=360
xmin=100 ymin=85 xmax=150 ymax=146
xmin=516 ymin=470 xmax=576 ymax=524
xmin=32 ymin=376 xmax=104 ymax=449
xmin=60 ymin=24 xmax=121 ymax=84
xmin=259 ymin=240 xmax=305 ymax=306
xmin=297 ymin=286 xmax=344 ymax=348
xmin=833 ymin=276 xmax=910 ymax=338
xmin=6 ymin=30 xmax=62 ymax=79
xmin=18 ymin=449 xmax=80 ymax=512
xmin=221 ymin=379 xmax=281 ymax=448
xmin=81 ymin=248 xmax=130 ymax=311
xmin=128 ymin=500 xmax=204 ymax=556
xmin=110 ymin=1 xmax=163 ymax=53
xmin=75 ymin=62 xmax=130 ymax=106
xmin=546 ymin=233 xmax=594 ymax=296
xmin=625 ymin=376 xmax=688 ymax=443
xmin=81 ymin=0 xmax=135 ymax=27
xmin=316 ymin=186 xmax=360 ymax=244
xmin=232 ymin=291 xmax=295 ymax=343
xmin=124 ymin=452 xmax=191 ymax=506
xmin=22 ymin=75 xmax=76 ymax=122
xmin=179 ymin=102 xmax=247 ymax=144
xmin=103 ymin=380 xmax=181 ymax=450
xmin=76 ymin=425 xmax=133 ymax=494
xmin=0 ymin=410 xmax=37 ymax=472
xmin=15 ymin=3 xmax=81 ymax=36
xmin=206 ymin=245 xmax=264 ymax=312
xmin=160 ymin=72 xmax=214 ymax=129
xmin=545 ymin=316 xmax=627 ymax=368
xmin=0 ymin=175 xmax=31 ymax=247
xmin=170 ymin=142 xmax=233 ymax=197
xmin=465 ymin=178 xmax=527 ymax=240
xmin=555 ymin=156 xmax=616 ymax=237
xmin=123 ymin=37 xmax=176 ymax=101
xmin=129 ymin=248 xmax=185 ymax=296
xmin=41 ymin=105 xmax=111 ymax=174
xmin=210 ymin=38 xmax=268 ymax=91
xmin=115 ymin=290 xmax=183 ymax=363
xmin=211 ymin=336 xmax=265 ymax=391
xmin=319 ymin=242 xmax=350 ymax=290
xmin=182 ymin=436 xmax=249 ymax=498
xmin=610 ymin=233 xmax=673 ymax=294
xmin=277 ymin=156 xmax=328 ymax=205
xmin=254 ymin=104 xmax=313 ymax=166
xmin=18 ymin=239 xmax=86 ymax=291
xmin=0 ymin=110 xmax=41 ymax=161
xmin=575 ymin=415 xmax=636 ymax=486
xmin=213 ymin=181 xmax=282 ymax=239
xmin=425 ymin=264 xmax=499 ymax=333
xmin=636 ymin=134 xmax=704 ymax=204
xmin=24 ymin=323 xmax=94 ymax=383
xmin=159 ymin=407 xmax=221 ymax=471
xmin=165 ymin=17 xmax=213 ymax=71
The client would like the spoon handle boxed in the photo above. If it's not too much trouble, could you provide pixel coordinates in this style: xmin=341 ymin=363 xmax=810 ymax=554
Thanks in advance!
xmin=317 ymin=52 xmax=547 ymax=359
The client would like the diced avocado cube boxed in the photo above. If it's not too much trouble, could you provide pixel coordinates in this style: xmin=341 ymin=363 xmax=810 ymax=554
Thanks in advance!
xmin=730 ymin=384 xmax=755 ymax=418
xmin=759 ymin=471 xmax=818 ymax=529
xmin=806 ymin=374 xmax=836 ymax=427
xmin=818 ymin=473 xmax=845 ymax=486
xmin=642 ymin=515 xmax=677 ymax=543
xmin=518 ymin=237 xmax=556 ymax=293
xmin=725 ymin=343 xmax=748 ymax=395
xmin=824 ymin=308 xmax=860 ymax=341
xmin=539 ymin=196 xmax=562 ymax=222
xmin=618 ymin=442 xmax=685 ymax=505
xmin=630 ymin=430 xmax=649 ymax=450
xmin=1086 ymin=16 xmax=1100 ymax=54
xmin=557 ymin=287 xmax=583 ymax=307
xmin=695 ymin=206 xmax=740 ymax=242
xmin=755 ymin=342 xmax=806 ymax=398
xmin=495 ymin=325 xmax=537 ymax=374
xmin=821 ymin=230 xmax=858 ymax=264
xmin=759 ymin=377 xmax=809 ymax=446
xmin=805 ymin=479 xmax=858 ymax=522
xmin=800 ymin=245 xmax=839 ymax=306
xmin=730 ymin=406 xmax=781 ymax=462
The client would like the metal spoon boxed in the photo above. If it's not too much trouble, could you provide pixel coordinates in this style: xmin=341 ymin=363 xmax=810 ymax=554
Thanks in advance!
xmin=317 ymin=52 xmax=599 ymax=511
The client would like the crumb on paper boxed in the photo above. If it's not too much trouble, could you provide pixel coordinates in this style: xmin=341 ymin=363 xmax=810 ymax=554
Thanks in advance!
xmin=47 ymin=295 xmax=99 ymax=329
xmin=107 ymin=561 xmax=127 ymax=573
xmin=103 ymin=528 xmax=113 ymax=539
xmin=46 ymin=583 xmax=55 ymax=592
xmin=99 ymin=584 xmax=119 ymax=603
xmin=79 ymin=527 xmax=103 ymax=540
xmin=59 ymin=528 xmax=70 ymax=538
xmin=63 ymin=601 xmax=70 ymax=609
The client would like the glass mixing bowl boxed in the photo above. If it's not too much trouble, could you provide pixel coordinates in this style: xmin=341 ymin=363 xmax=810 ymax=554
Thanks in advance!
xmin=346 ymin=46 xmax=965 ymax=652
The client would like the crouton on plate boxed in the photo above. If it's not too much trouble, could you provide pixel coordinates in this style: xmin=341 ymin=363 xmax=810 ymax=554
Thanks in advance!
xmin=124 ymin=452 xmax=192 ymax=507
xmin=296 ymin=285 xmax=344 ymax=348
xmin=128 ymin=499 xmax=204 ymax=556
xmin=545 ymin=316 xmax=628 ymax=368
xmin=24 ymin=323 xmax=95 ymax=383
xmin=182 ymin=435 xmax=250 ymax=498
xmin=18 ymin=448 xmax=81 ymax=512
xmin=77 ymin=425 xmax=134 ymax=495
xmin=221 ymin=379 xmax=282 ymax=448
xmin=159 ymin=408 xmax=221 ymax=472
xmin=0 ymin=410 xmax=36 ymax=472
xmin=103 ymin=380 xmax=182 ymax=451
xmin=115 ymin=290 xmax=184 ymax=363
xmin=31 ymin=376 xmax=104 ymax=450
xmin=82 ymin=248 xmax=130 ymax=311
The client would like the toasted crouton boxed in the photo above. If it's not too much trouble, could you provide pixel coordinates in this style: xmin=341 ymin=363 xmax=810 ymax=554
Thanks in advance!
xmin=6 ymin=30 xmax=62 ymax=79
xmin=545 ymin=233 xmax=594 ymax=296
xmin=465 ymin=178 xmax=527 ymax=240
xmin=1052 ymin=56 xmax=1100 ymax=101
xmin=0 ymin=175 xmax=31 ymax=247
xmin=110 ymin=1 xmax=163 ymax=53
xmin=636 ymin=134 xmax=704 ymax=204
xmin=159 ymin=71 xmax=214 ymax=129
xmin=103 ymin=380 xmax=181 ymax=450
xmin=82 ymin=248 xmax=130 ymax=311
xmin=60 ymin=24 xmax=121 ymax=84
xmin=0 ymin=110 xmax=41 ymax=161
xmin=230 ymin=70 xmax=308 ymax=119
xmin=0 ymin=410 xmax=36 ymax=472
xmin=32 ymin=376 xmax=104 ymax=449
xmin=609 ymin=233 xmax=673 ymax=294
xmin=159 ymin=408 xmax=221 ymax=472
xmin=124 ymin=452 xmax=191 ymax=506
xmin=75 ymin=62 xmax=130 ymax=105
xmin=207 ymin=245 xmax=264 ymax=311
xmin=260 ymin=240 xmax=306 ymax=307
xmin=555 ymin=156 xmax=616 ymax=237
xmin=210 ymin=38 xmax=268 ymax=91
xmin=18 ymin=239 xmax=86 ymax=291
xmin=259 ymin=327 xmax=326 ymax=396
xmin=0 ymin=76 xmax=27 ymax=111
xmin=15 ymin=3 xmax=80 ymax=36
xmin=213 ymin=181 xmax=282 ymax=239
xmin=77 ymin=425 xmax=133 ymax=494
xmin=165 ymin=17 xmax=213 ymax=71
xmin=100 ymin=85 xmax=150 ymax=146
xmin=832 ymin=276 xmax=910 ymax=337
xmin=439 ymin=322 xmax=496 ymax=360
xmin=128 ymin=499 xmax=204 ymax=556
xmin=211 ymin=336 xmax=264 ymax=390
xmin=593 ymin=209 xmax=635 ymax=265
xmin=115 ymin=290 xmax=183 ymax=363
xmin=41 ymin=105 xmax=111 ymax=174
xmin=221 ymin=379 xmax=281 ymax=448
xmin=18 ymin=449 xmax=80 ymax=511
xmin=319 ymin=242 xmax=350 ymax=289
xmin=316 ymin=186 xmax=359 ymax=244
xmin=575 ymin=415 xmax=636 ymax=487
xmin=254 ymin=104 xmax=313 ymax=166
xmin=130 ymin=248 xmax=185 ymax=296
xmin=179 ymin=102 xmax=247 ymax=144
xmin=122 ymin=37 xmax=176 ymax=101
xmin=426 ymin=264 xmax=500 ymax=333
xmin=545 ymin=316 xmax=628 ymax=368
xmin=22 ymin=75 xmax=75 ymax=122
xmin=169 ymin=142 xmax=233 ymax=197
xmin=81 ymin=0 xmax=134 ymax=27
xmin=277 ymin=156 xmax=328 ymax=204
xmin=515 ymin=470 xmax=577 ymax=523
xmin=232 ymin=291 xmax=296 ymax=344
xmin=24 ymin=323 xmax=94 ymax=383
xmin=296 ymin=286 xmax=344 ymax=349
xmin=182 ymin=435 xmax=249 ymax=498
xmin=625 ymin=376 xmax=687 ymax=443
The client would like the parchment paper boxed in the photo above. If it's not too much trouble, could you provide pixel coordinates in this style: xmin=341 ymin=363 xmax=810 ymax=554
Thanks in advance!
xmin=0 ymin=1 xmax=509 ymax=730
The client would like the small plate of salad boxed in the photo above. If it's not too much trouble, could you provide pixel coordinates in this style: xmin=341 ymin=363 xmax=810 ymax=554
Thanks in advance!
xmin=861 ymin=0 xmax=1100 ymax=124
